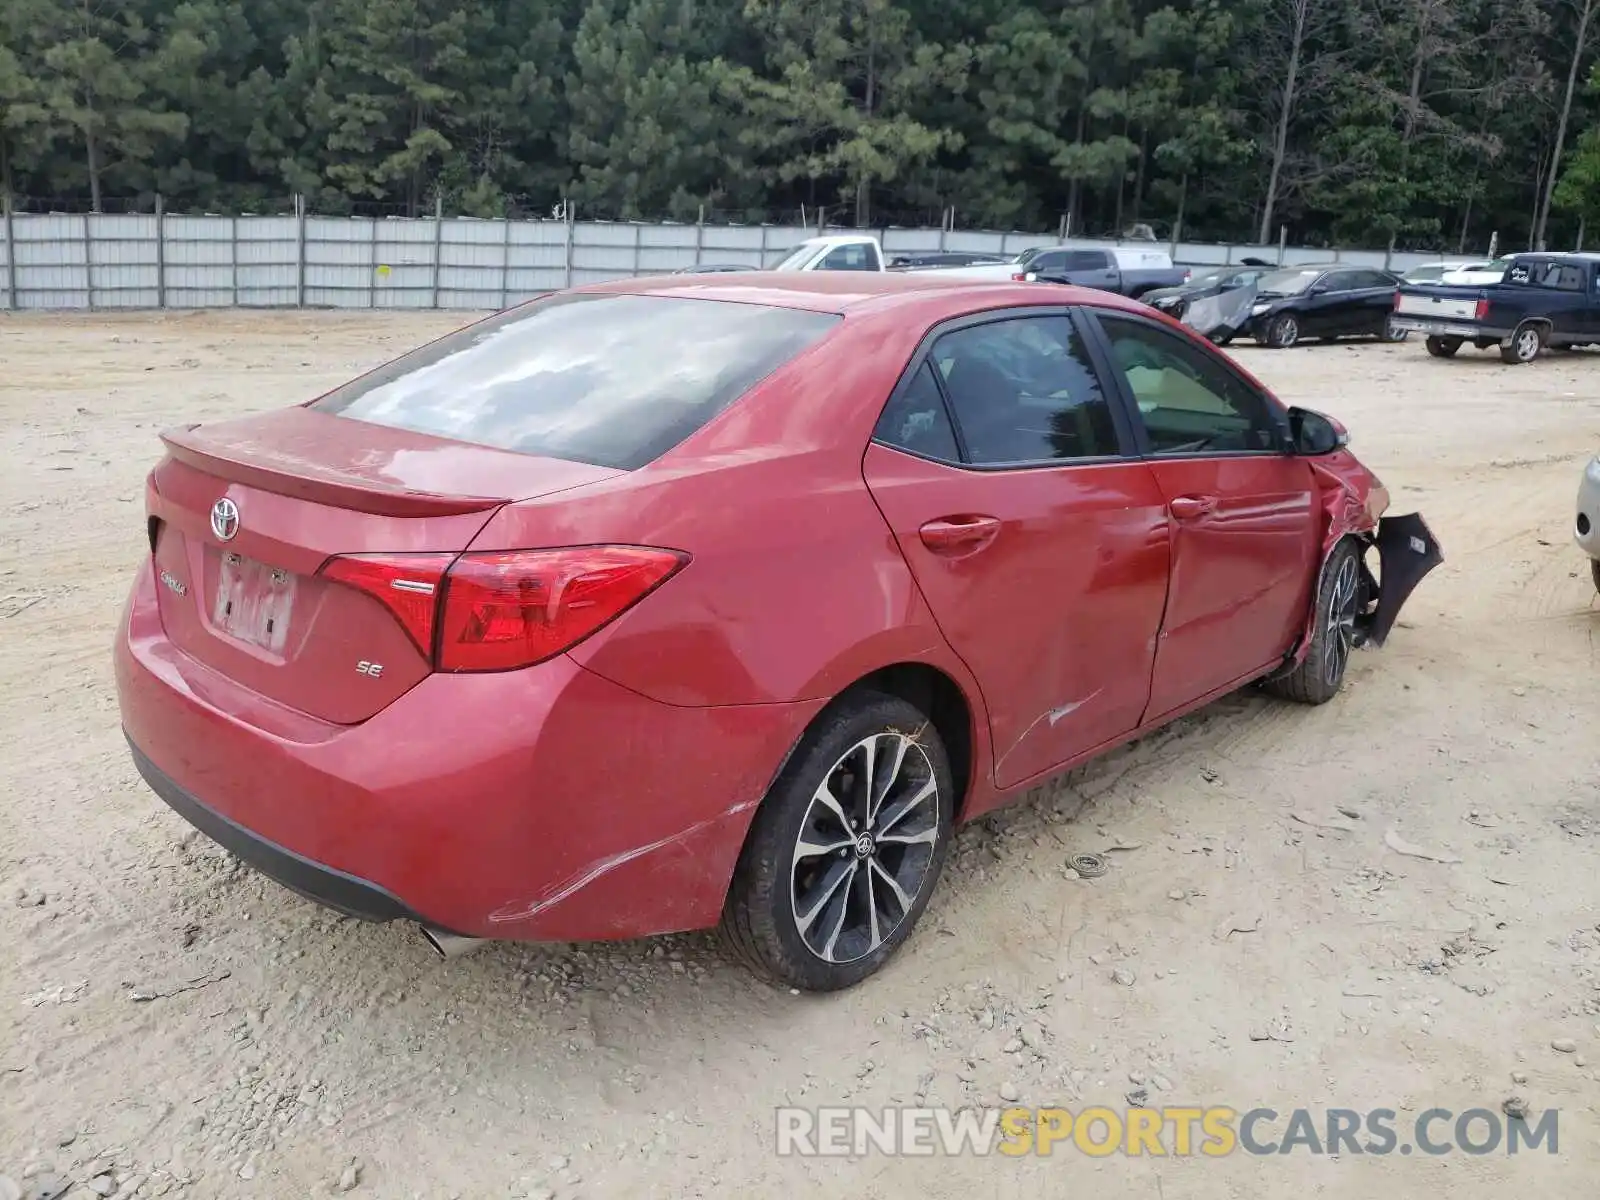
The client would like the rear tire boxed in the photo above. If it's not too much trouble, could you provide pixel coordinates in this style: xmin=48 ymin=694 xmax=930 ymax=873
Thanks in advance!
xmin=1425 ymin=335 xmax=1462 ymax=358
xmin=720 ymin=692 xmax=954 ymax=991
xmin=1262 ymin=539 xmax=1364 ymax=706
xmin=1267 ymin=314 xmax=1300 ymax=348
xmin=1501 ymin=322 xmax=1544 ymax=364
xmin=1209 ymin=330 xmax=1235 ymax=347
xmin=1592 ymin=558 xmax=1600 ymax=596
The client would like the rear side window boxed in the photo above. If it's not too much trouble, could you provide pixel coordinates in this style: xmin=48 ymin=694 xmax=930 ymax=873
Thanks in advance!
xmin=874 ymin=362 xmax=960 ymax=461
xmin=311 ymin=294 xmax=840 ymax=470
xmin=1063 ymin=251 xmax=1109 ymax=271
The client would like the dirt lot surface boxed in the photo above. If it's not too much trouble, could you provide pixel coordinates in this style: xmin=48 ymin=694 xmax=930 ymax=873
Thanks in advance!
xmin=3 ymin=310 xmax=1599 ymax=1198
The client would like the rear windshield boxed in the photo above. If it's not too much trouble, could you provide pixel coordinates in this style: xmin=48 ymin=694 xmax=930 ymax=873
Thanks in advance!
xmin=310 ymin=294 xmax=840 ymax=470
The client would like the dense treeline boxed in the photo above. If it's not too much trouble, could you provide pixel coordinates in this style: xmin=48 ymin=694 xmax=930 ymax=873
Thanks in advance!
xmin=1 ymin=0 xmax=1599 ymax=249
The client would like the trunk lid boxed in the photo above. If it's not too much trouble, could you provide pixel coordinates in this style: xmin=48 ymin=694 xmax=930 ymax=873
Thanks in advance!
xmin=147 ymin=408 xmax=622 ymax=724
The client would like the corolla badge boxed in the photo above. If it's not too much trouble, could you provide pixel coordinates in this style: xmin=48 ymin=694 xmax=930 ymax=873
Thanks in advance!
xmin=210 ymin=498 xmax=240 ymax=542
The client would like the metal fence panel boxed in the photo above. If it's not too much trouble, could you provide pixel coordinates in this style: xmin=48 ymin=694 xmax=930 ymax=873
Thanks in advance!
xmin=0 ymin=205 xmax=1476 ymax=310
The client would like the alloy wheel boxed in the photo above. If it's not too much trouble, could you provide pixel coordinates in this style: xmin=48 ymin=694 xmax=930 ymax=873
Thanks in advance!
xmin=789 ymin=731 xmax=941 ymax=964
xmin=1516 ymin=328 xmax=1540 ymax=361
xmin=1325 ymin=554 xmax=1360 ymax=687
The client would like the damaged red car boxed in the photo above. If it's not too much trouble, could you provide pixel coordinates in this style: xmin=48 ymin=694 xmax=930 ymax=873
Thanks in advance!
xmin=115 ymin=274 xmax=1440 ymax=991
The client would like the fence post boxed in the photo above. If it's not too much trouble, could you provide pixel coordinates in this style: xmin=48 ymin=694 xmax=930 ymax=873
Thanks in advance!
xmin=1276 ymin=224 xmax=1288 ymax=266
xmin=563 ymin=201 xmax=575 ymax=289
xmin=3 ymin=195 xmax=14 ymax=311
xmin=634 ymin=221 xmax=643 ymax=277
xmin=154 ymin=194 xmax=166 ymax=309
xmin=694 ymin=205 xmax=704 ymax=268
xmin=759 ymin=224 xmax=769 ymax=268
xmin=431 ymin=194 xmax=443 ymax=309
xmin=295 ymin=194 xmax=307 ymax=308
xmin=368 ymin=216 xmax=378 ymax=308
xmin=84 ymin=212 xmax=95 ymax=310
xmin=230 ymin=213 xmax=240 ymax=307
xmin=500 ymin=213 xmax=512 ymax=309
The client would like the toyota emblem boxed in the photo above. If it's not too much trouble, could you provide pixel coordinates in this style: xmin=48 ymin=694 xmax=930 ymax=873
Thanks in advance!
xmin=210 ymin=498 xmax=240 ymax=542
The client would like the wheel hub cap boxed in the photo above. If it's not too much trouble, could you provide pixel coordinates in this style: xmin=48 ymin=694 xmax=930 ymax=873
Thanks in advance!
xmin=789 ymin=730 xmax=942 ymax=964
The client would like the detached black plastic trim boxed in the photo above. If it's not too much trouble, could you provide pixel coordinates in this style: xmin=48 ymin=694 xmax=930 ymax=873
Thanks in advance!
xmin=126 ymin=732 xmax=444 ymax=928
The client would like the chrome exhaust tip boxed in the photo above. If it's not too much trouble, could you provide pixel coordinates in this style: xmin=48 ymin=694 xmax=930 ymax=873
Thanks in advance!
xmin=420 ymin=925 xmax=485 ymax=959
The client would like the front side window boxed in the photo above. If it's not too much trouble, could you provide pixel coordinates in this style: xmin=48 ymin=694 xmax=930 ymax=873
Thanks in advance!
xmin=311 ymin=294 xmax=840 ymax=470
xmin=1095 ymin=315 xmax=1283 ymax=455
xmin=929 ymin=316 xmax=1120 ymax=465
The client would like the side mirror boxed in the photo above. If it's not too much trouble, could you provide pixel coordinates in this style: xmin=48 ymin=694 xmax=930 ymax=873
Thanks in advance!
xmin=1287 ymin=406 xmax=1348 ymax=456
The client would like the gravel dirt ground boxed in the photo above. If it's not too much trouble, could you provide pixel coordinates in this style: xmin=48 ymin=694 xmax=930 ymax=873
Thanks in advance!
xmin=2 ymin=310 xmax=1599 ymax=1199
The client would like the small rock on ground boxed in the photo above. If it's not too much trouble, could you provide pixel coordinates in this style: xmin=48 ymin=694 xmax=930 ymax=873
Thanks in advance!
xmin=998 ymin=1082 xmax=1020 ymax=1102
xmin=1551 ymin=1038 xmax=1577 ymax=1053
xmin=1111 ymin=968 xmax=1136 ymax=986
xmin=335 ymin=1161 xmax=361 ymax=1192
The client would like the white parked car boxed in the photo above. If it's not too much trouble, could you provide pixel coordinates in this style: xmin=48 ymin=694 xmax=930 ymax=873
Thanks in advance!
xmin=1577 ymin=455 xmax=1600 ymax=594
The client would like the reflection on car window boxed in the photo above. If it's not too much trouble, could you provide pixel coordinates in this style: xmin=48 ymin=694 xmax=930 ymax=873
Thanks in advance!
xmin=1096 ymin=316 xmax=1281 ymax=455
xmin=930 ymin=316 xmax=1120 ymax=465
xmin=311 ymin=294 xmax=840 ymax=470
xmin=874 ymin=362 xmax=960 ymax=461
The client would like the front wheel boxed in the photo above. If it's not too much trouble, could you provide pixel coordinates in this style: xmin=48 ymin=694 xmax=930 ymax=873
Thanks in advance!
xmin=1266 ymin=313 xmax=1300 ymax=348
xmin=1262 ymin=539 xmax=1364 ymax=705
xmin=720 ymin=692 xmax=954 ymax=991
xmin=1425 ymin=335 xmax=1462 ymax=358
xmin=1501 ymin=323 xmax=1544 ymax=364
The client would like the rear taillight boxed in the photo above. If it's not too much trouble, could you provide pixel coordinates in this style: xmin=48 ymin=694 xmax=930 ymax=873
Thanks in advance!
xmin=1392 ymin=291 xmax=1403 ymax=310
xmin=1012 ymin=272 xmax=1028 ymax=282
xmin=320 ymin=553 xmax=456 ymax=655
xmin=437 ymin=547 xmax=686 ymax=671
xmin=319 ymin=546 xmax=687 ymax=672
xmin=1475 ymin=297 xmax=1490 ymax=320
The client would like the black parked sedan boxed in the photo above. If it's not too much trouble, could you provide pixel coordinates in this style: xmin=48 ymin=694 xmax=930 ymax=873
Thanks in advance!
xmin=1246 ymin=265 xmax=1408 ymax=348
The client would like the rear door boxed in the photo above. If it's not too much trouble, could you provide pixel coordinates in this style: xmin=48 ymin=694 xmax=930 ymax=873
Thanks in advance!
xmin=1347 ymin=269 xmax=1403 ymax=334
xmin=863 ymin=309 xmax=1170 ymax=789
xmin=1539 ymin=260 xmax=1590 ymax=338
xmin=1084 ymin=310 xmax=1320 ymax=718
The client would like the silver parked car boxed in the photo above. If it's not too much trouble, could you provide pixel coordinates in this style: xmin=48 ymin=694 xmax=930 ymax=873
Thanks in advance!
xmin=1577 ymin=455 xmax=1600 ymax=593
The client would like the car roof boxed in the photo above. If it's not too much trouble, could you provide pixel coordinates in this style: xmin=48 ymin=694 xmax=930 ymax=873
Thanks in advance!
xmin=1510 ymin=251 xmax=1600 ymax=262
xmin=572 ymin=270 xmax=1156 ymax=320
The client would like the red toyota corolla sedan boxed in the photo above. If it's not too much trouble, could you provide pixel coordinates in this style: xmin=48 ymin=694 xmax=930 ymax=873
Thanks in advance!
xmin=115 ymin=273 xmax=1440 ymax=991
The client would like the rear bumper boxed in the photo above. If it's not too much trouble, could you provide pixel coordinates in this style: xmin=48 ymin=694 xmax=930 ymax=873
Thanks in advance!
xmin=128 ymin=735 xmax=435 ymax=926
xmin=116 ymin=559 xmax=819 ymax=941
xmin=1389 ymin=316 xmax=1511 ymax=340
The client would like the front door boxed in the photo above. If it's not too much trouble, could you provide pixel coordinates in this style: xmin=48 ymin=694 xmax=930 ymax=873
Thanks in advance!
xmin=1087 ymin=310 xmax=1322 ymax=718
xmin=862 ymin=311 xmax=1171 ymax=789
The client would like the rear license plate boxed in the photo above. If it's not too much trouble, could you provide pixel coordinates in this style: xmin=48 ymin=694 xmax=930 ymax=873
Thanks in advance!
xmin=213 ymin=552 xmax=297 ymax=653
